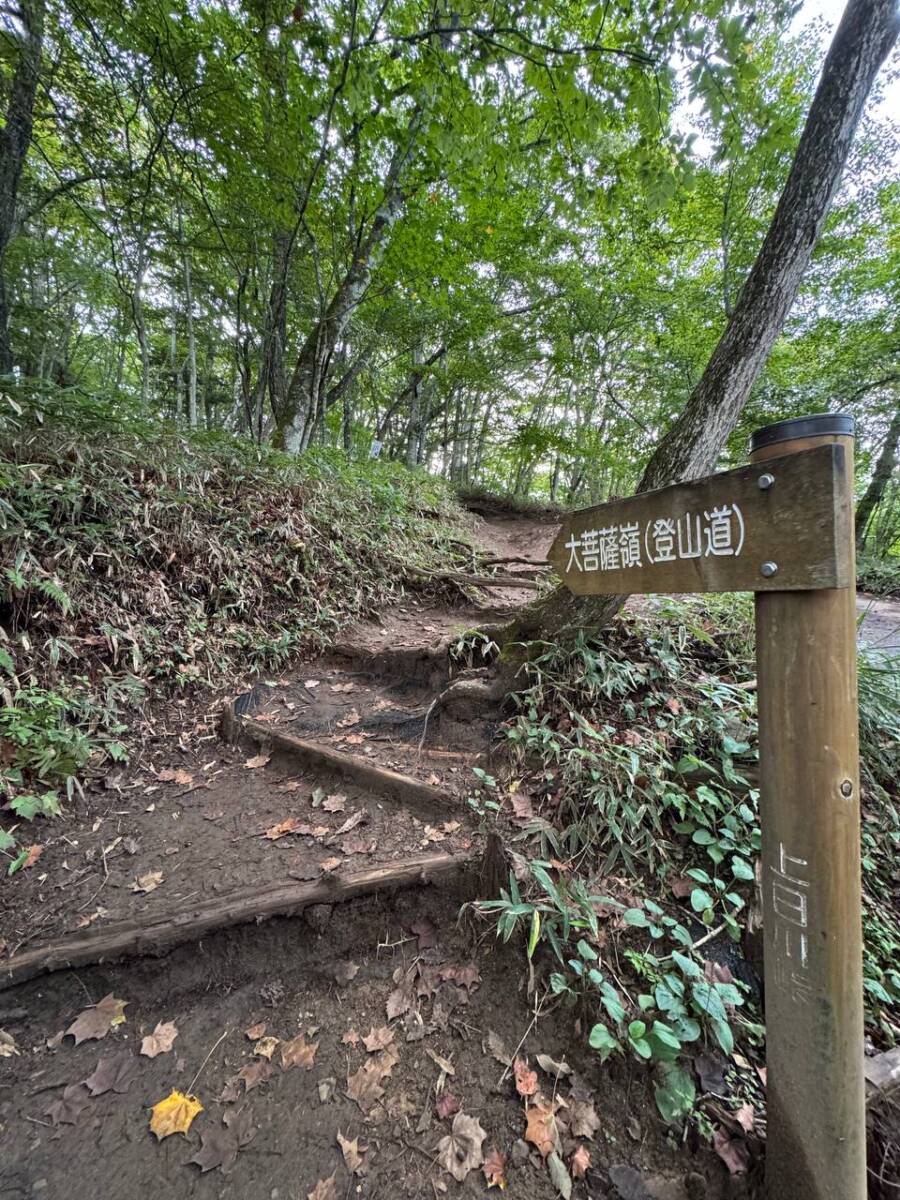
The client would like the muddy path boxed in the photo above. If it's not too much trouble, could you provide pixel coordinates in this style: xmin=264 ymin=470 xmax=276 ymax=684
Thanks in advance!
xmin=0 ymin=510 xmax=745 ymax=1200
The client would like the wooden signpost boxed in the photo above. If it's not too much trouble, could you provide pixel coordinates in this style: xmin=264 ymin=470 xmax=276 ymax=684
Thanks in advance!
xmin=550 ymin=413 xmax=864 ymax=1200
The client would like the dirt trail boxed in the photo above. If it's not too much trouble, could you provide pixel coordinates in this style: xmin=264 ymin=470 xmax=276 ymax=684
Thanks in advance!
xmin=0 ymin=510 xmax=741 ymax=1200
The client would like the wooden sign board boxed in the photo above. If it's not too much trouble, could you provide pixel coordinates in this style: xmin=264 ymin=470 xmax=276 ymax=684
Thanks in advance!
xmin=548 ymin=444 xmax=851 ymax=596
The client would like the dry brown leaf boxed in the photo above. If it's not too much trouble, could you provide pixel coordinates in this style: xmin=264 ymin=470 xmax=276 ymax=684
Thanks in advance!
xmin=189 ymin=1108 xmax=255 ymax=1175
xmin=734 ymin=1103 xmax=756 ymax=1134
xmin=483 ymin=1145 xmax=508 ymax=1189
xmin=341 ymin=833 xmax=377 ymax=855
xmin=327 ymin=810 xmax=366 ymax=841
xmin=536 ymin=1052 xmax=571 ymax=1080
xmin=513 ymin=1057 xmax=538 ymax=1097
xmin=303 ymin=679 xmax=321 ymax=689
xmin=65 ymin=994 xmax=128 ymax=1044
xmin=158 ymin=768 xmax=194 ymax=786
xmin=253 ymin=1036 xmax=281 ymax=1060
xmin=569 ymin=1098 xmax=601 ymax=1139
xmin=73 ymin=907 xmax=108 ymax=929
xmin=236 ymin=1059 xmax=274 ymax=1093
xmin=486 ymin=1030 xmax=512 ymax=1067
xmin=337 ymin=708 xmax=360 ymax=728
xmin=435 ymin=1092 xmax=460 ymax=1120
xmin=307 ymin=1174 xmax=338 ymax=1200
xmin=0 ymin=1029 xmax=18 ymax=1057
xmin=319 ymin=856 xmax=342 ymax=873
xmin=571 ymin=1145 xmax=591 ymax=1178
xmin=342 ymin=732 xmax=365 ymax=745
xmin=712 ymin=1128 xmax=750 ymax=1175
xmin=346 ymin=1063 xmax=385 ymax=1113
xmin=330 ymin=682 xmax=354 ymax=693
xmin=84 ymin=1051 xmax=139 ymax=1095
xmin=436 ymin=1111 xmax=486 ymax=1183
xmin=337 ymin=1130 xmax=368 ymax=1176
xmin=330 ymin=960 xmax=359 ymax=985
xmin=264 ymin=817 xmax=309 ymax=840
xmin=342 ymin=1029 xmax=360 ymax=1046
xmin=149 ymin=1089 xmax=203 ymax=1139
xmin=410 ymin=918 xmax=437 ymax=949
xmin=130 ymin=871 xmax=163 ymax=894
xmin=277 ymin=779 xmax=304 ymax=792
xmin=44 ymin=1083 xmax=91 ymax=1126
xmin=322 ymin=793 xmax=346 ymax=812
xmin=425 ymin=1046 xmax=455 ymax=1076
xmin=524 ymin=1100 xmax=560 ymax=1158
xmin=244 ymin=753 xmax=271 ymax=769
xmin=141 ymin=1021 xmax=178 ymax=1058
xmin=245 ymin=1021 xmax=267 ymax=1040
xmin=281 ymin=1033 xmax=318 ymax=1070
xmin=438 ymin=962 xmax=480 ymax=990
xmin=22 ymin=843 xmax=43 ymax=869
xmin=362 ymin=1026 xmax=394 ymax=1053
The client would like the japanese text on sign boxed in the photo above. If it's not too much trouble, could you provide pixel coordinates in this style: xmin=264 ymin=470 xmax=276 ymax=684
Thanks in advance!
xmin=564 ymin=505 xmax=745 ymax=574
xmin=770 ymin=841 xmax=813 ymax=1008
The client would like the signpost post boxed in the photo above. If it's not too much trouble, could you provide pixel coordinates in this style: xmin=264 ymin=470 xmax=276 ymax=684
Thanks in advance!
xmin=548 ymin=412 xmax=864 ymax=1200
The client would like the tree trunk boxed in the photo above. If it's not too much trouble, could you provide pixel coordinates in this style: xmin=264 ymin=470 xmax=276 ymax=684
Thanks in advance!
xmin=856 ymin=402 xmax=900 ymax=548
xmin=506 ymin=0 xmax=899 ymax=645
xmin=0 ymin=0 xmax=45 ymax=374
xmin=178 ymin=201 xmax=198 ymax=427
xmin=274 ymin=107 xmax=425 ymax=453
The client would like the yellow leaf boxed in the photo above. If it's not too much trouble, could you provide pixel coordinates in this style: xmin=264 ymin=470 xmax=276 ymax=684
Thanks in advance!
xmin=149 ymin=1089 xmax=203 ymax=1140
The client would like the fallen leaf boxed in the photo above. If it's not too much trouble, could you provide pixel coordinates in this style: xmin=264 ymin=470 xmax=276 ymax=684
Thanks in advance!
xmin=277 ymin=779 xmax=304 ymax=792
xmin=303 ymin=679 xmax=321 ymax=690
xmin=73 ymin=907 xmax=108 ymax=929
xmin=435 ymin=1092 xmax=460 ymax=1119
xmin=307 ymin=1174 xmax=338 ymax=1200
xmin=410 ymin=918 xmax=437 ymax=949
xmin=712 ymin=1128 xmax=750 ymax=1175
xmin=337 ymin=1130 xmax=368 ymax=1176
xmin=319 ymin=856 xmax=342 ymax=873
xmin=45 ymin=1082 xmax=91 ymax=1126
xmin=341 ymin=833 xmax=377 ymax=855
xmin=253 ymin=1036 xmax=281 ymax=1060
xmin=330 ymin=682 xmax=354 ymax=693
xmin=22 ymin=843 xmax=43 ymax=869
xmin=536 ymin=1053 xmax=571 ymax=1079
xmin=130 ymin=871 xmax=163 ymax=894
xmin=734 ymin=1103 xmax=755 ymax=1134
xmin=386 ymin=982 xmax=414 ymax=1020
xmin=422 ymin=824 xmax=446 ymax=844
xmin=245 ymin=1021 xmax=267 ymax=1040
xmin=510 ymin=794 xmax=534 ymax=820
xmin=436 ymin=1111 xmax=486 ymax=1182
xmin=322 ymin=793 xmax=346 ymax=812
xmin=85 ymin=1051 xmax=139 ymax=1096
xmin=0 ymin=1028 xmax=19 ymax=1057
xmin=337 ymin=708 xmax=360 ymax=728
xmin=483 ymin=1145 xmax=508 ymax=1189
xmin=158 ymin=768 xmax=193 ymax=786
xmin=571 ymin=1144 xmax=591 ymax=1178
xmin=525 ymin=1100 xmax=560 ymax=1158
xmin=342 ymin=1029 xmax=360 ymax=1046
xmin=189 ymin=1107 xmax=255 ymax=1174
xmin=486 ymin=1030 xmax=512 ymax=1067
xmin=342 ymin=733 xmax=365 ymax=745
xmin=362 ymin=1026 xmax=394 ymax=1053
xmin=149 ymin=1089 xmax=203 ymax=1139
xmin=346 ymin=1063 xmax=385 ymax=1112
xmin=438 ymin=962 xmax=480 ymax=990
xmin=264 ymin=817 xmax=309 ymax=840
xmin=513 ymin=1057 xmax=538 ymax=1098
xmin=327 ymin=810 xmax=366 ymax=841
xmin=548 ymin=1150 xmax=573 ymax=1199
xmin=141 ymin=1021 xmax=179 ymax=1058
xmin=569 ymin=1098 xmax=600 ymax=1140
xmin=318 ymin=1077 xmax=337 ymax=1102
xmin=241 ymin=1059 xmax=275 ymax=1091
xmin=330 ymin=960 xmax=359 ymax=985
xmin=244 ymin=753 xmax=271 ymax=769
xmin=65 ymin=994 xmax=128 ymax=1044
xmin=282 ymin=1034 xmax=318 ymax=1070
xmin=694 ymin=1053 xmax=727 ymax=1094
xmin=426 ymin=1046 xmax=456 ymax=1076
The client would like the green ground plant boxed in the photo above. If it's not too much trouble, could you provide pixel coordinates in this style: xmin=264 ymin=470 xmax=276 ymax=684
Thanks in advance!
xmin=0 ymin=385 xmax=473 ymax=862
xmin=474 ymin=596 xmax=900 ymax=1123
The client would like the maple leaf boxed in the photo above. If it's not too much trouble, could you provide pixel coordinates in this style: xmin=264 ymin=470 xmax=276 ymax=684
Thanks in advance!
xmin=524 ymin=1100 xmax=560 ymax=1158
xmin=130 ymin=871 xmax=163 ymax=894
xmin=483 ymin=1145 xmax=508 ymax=1189
xmin=65 ymin=994 xmax=128 ymax=1044
xmin=322 ymin=793 xmax=346 ymax=812
xmin=438 ymin=962 xmax=480 ymax=990
xmin=84 ymin=1051 xmax=139 ymax=1095
xmin=158 ymin=768 xmax=193 ymax=786
xmin=337 ymin=1130 xmax=368 ymax=1175
xmin=337 ymin=708 xmax=360 ymax=728
xmin=141 ymin=1021 xmax=178 ymax=1058
xmin=244 ymin=753 xmax=271 ymax=769
xmin=149 ymin=1090 xmax=203 ymax=1139
xmin=712 ymin=1128 xmax=750 ymax=1175
xmin=486 ymin=1030 xmax=513 ymax=1067
xmin=245 ymin=1021 xmax=267 ymax=1040
xmin=571 ymin=1145 xmax=591 ymax=1178
xmin=362 ymin=1026 xmax=394 ymax=1053
xmin=436 ymin=1111 xmax=486 ymax=1182
xmin=307 ymin=1174 xmax=339 ymax=1200
xmin=513 ymin=1057 xmax=538 ymax=1097
xmin=281 ymin=1033 xmax=318 ymax=1070
xmin=341 ymin=833 xmax=376 ymax=855
xmin=330 ymin=960 xmax=360 ymax=985
xmin=319 ymin=856 xmax=342 ymax=873
xmin=510 ymin=793 xmax=534 ymax=821
xmin=410 ymin=917 xmax=437 ymax=949
xmin=346 ymin=1063 xmax=386 ymax=1113
xmin=253 ymin=1036 xmax=281 ymax=1060
xmin=386 ymin=982 xmax=414 ymax=1020
xmin=45 ymin=1082 xmax=91 ymax=1126
xmin=237 ymin=1059 xmax=274 ymax=1092
xmin=341 ymin=1029 xmax=360 ymax=1046
xmin=189 ymin=1108 xmax=255 ymax=1174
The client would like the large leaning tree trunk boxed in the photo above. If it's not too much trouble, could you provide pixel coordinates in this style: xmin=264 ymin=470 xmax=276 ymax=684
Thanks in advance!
xmin=0 ymin=0 xmax=46 ymax=375
xmin=855 ymin=399 xmax=900 ymax=549
xmin=505 ymin=0 xmax=899 ymax=646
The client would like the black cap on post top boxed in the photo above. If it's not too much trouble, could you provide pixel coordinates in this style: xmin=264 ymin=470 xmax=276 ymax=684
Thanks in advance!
xmin=749 ymin=412 xmax=855 ymax=454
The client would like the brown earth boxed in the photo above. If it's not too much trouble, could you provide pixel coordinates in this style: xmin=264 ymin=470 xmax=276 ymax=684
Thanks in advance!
xmin=0 ymin=510 xmax=756 ymax=1200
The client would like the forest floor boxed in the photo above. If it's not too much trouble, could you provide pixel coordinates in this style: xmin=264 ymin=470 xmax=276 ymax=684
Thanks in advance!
xmin=1 ymin=509 xmax=892 ymax=1200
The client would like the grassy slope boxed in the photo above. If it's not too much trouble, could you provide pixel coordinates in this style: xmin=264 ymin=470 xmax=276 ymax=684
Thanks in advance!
xmin=0 ymin=389 xmax=473 ymax=831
